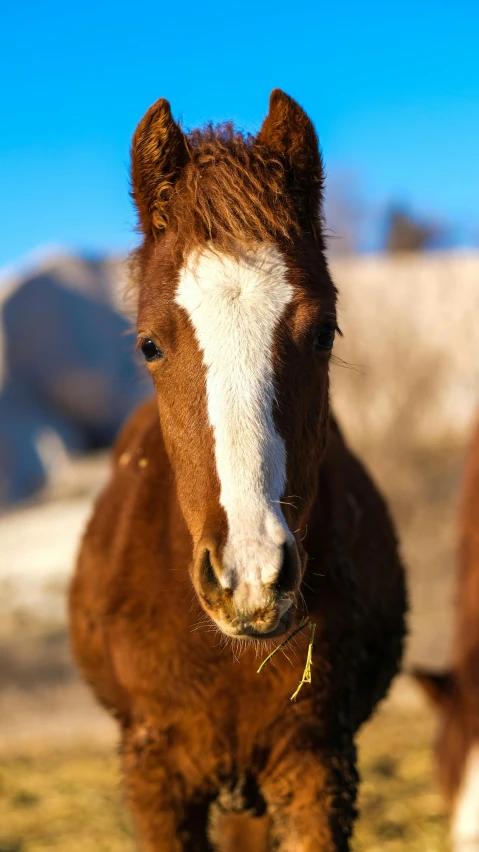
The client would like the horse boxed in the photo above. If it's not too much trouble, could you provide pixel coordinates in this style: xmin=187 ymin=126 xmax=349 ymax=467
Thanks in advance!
xmin=69 ymin=89 xmax=407 ymax=851
xmin=414 ymin=418 xmax=479 ymax=851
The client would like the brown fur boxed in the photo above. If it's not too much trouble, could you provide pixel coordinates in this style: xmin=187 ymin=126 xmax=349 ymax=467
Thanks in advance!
xmin=414 ymin=418 xmax=479 ymax=806
xmin=69 ymin=90 xmax=407 ymax=851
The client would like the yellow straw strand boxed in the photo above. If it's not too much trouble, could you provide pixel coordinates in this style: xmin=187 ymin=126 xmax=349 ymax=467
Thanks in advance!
xmin=257 ymin=618 xmax=316 ymax=700
xmin=290 ymin=621 xmax=316 ymax=701
xmin=256 ymin=617 xmax=310 ymax=674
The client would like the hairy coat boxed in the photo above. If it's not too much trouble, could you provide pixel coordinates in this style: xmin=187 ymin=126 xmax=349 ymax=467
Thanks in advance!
xmin=414 ymin=418 xmax=479 ymax=851
xmin=70 ymin=90 xmax=407 ymax=851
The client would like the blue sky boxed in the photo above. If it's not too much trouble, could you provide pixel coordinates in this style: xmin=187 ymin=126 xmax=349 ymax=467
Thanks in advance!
xmin=1 ymin=0 xmax=478 ymax=266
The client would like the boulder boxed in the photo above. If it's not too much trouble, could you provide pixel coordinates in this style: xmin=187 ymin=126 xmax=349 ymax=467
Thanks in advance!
xmin=0 ymin=253 xmax=150 ymax=506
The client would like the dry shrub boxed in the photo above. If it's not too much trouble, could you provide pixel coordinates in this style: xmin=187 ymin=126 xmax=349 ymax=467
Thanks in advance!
xmin=330 ymin=251 xmax=479 ymax=459
xmin=330 ymin=251 xmax=479 ymax=668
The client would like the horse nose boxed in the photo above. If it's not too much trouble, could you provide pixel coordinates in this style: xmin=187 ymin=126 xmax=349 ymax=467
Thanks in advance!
xmin=274 ymin=542 xmax=301 ymax=594
xmin=194 ymin=538 xmax=300 ymax=638
xmin=197 ymin=540 xmax=300 ymax=597
xmin=197 ymin=545 xmax=226 ymax=603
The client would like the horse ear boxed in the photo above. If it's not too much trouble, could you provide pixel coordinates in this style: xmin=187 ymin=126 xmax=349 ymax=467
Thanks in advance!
xmin=131 ymin=98 xmax=189 ymax=236
xmin=411 ymin=667 xmax=454 ymax=707
xmin=257 ymin=89 xmax=323 ymax=224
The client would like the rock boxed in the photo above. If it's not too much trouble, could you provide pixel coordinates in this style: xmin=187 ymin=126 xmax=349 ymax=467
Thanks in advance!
xmin=0 ymin=252 xmax=149 ymax=506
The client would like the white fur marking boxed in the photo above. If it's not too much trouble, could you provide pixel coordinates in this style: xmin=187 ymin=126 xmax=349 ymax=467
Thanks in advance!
xmin=176 ymin=246 xmax=294 ymax=593
xmin=452 ymin=745 xmax=479 ymax=851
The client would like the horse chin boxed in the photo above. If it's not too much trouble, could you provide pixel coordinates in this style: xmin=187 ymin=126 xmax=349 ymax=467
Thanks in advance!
xmin=216 ymin=608 xmax=294 ymax=642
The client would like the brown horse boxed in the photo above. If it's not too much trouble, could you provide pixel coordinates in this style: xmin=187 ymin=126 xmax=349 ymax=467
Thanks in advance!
xmin=69 ymin=89 xmax=407 ymax=851
xmin=414 ymin=418 xmax=479 ymax=851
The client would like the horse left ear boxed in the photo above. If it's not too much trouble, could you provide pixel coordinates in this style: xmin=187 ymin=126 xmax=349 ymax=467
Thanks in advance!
xmin=257 ymin=89 xmax=323 ymax=224
xmin=130 ymin=97 xmax=190 ymax=236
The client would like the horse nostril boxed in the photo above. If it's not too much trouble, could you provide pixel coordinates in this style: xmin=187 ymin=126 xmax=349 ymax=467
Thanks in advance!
xmin=199 ymin=548 xmax=221 ymax=595
xmin=276 ymin=543 xmax=298 ymax=593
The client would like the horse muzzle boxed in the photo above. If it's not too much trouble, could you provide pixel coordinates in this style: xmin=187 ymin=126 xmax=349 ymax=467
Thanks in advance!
xmin=193 ymin=539 xmax=300 ymax=639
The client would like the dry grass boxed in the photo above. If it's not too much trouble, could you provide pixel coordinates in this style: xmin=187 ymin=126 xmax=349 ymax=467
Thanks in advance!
xmin=0 ymin=746 xmax=134 ymax=852
xmin=0 ymin=689 xmax=447 ymax=852
xmin=355 ymin=693 xmax=448 ymax=851
xmin=330 ymin=251 xmax=479 ymax=449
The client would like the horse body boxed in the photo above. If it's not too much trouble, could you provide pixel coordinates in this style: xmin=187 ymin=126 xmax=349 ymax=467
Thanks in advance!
xmin=415 ymin=419 xmax=479 ymax=851
xmin=69 ymin=90 xmax=406 ymax=850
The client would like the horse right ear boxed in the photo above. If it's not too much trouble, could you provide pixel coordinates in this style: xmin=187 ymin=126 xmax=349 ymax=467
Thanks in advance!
xmin=411 ymin=667 xmax=454 ymax=707
xmin=257 ymin=89 xmax=323 ymax=227
xmin=130 ymin=98 xmax=189 ymax=236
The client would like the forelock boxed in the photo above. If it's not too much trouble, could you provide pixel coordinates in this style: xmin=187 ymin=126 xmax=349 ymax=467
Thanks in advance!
xmin=166 ymin=123 xmax=314 ymax=259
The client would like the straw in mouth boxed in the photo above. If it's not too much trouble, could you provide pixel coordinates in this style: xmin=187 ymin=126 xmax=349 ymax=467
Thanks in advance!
xmin=257 ymin=616 xmax=316 ymax=701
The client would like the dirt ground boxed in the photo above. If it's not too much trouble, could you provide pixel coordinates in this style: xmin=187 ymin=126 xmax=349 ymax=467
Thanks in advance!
xmin=0 ymin=429 xmax=469 ymax=850
xmin=0 ymin=681 xmax=448 ymax=852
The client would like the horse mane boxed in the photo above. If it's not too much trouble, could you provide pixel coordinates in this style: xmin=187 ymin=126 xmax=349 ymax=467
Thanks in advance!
xmin=168 ymin=123 xmax=306 ymax=257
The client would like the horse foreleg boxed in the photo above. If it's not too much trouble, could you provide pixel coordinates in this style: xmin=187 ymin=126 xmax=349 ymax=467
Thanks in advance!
xmin=260 ymin=741 xmax=358 ymax=852
xmin=209 ymin=809 xmax=271 ymax=852
xmin=121 ymin=729 xmax=213 ymax=852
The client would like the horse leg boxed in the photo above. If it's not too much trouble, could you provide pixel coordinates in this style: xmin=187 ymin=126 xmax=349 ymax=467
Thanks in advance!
xmin=121 ymin=730 xmax=213 ymax=852
xmin=260 ymin=740 xmax=358 ymax=852
xmin=209 ymin=809 xmax=271 ymax=852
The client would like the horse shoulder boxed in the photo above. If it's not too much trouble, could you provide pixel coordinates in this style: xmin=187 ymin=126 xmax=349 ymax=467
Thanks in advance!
xmin=306 ymin=417 xmax=406 ymax=723
xmin=69 ymin=397 xmax=179 ymax=716
xmin=315 ymin=417 xmax=404 ymax=603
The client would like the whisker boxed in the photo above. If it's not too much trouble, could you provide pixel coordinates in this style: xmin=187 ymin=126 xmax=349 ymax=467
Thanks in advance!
xmin=280 ymin=647 xmax=295 ymax=667
xmin=330 ymin=355 xmax=366 ymax=375
xmin=298 ymin=589 xmax=309 ymax=617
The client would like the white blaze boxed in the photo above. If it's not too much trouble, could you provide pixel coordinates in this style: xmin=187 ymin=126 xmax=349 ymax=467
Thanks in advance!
xmin=176 ymin=245 xmax=294 ymax=591
xmin=452 ymin=745 xmax=479 ymax=851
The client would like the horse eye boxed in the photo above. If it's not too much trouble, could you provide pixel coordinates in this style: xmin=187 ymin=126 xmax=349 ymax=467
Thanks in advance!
xmin=314 ymin=322 xmax=336 ymax=352
xmin=140 ymin=338 xmax=164 ymax=362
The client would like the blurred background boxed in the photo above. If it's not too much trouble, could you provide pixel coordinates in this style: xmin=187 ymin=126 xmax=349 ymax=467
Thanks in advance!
xmin=0 ymin=1 xmax=478 ymax=849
